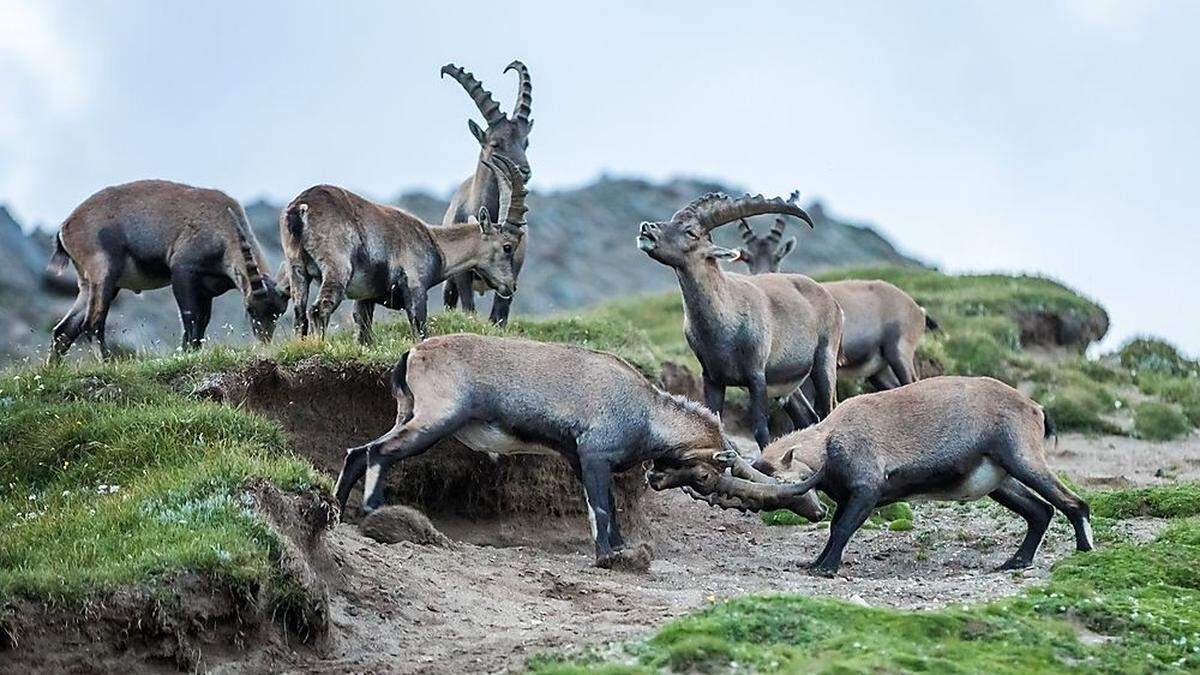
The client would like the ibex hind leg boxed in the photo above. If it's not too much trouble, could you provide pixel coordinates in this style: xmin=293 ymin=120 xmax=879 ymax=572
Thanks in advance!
xmin=810 ymin=339 xmax=839 ymax=419
xmin=309 ymin=258 xmax=350 ymax=339
xmin=882 ymin=340 xmax=916 ymax=386
xmin=85 ymin=260 xmax=123 ymax=360
xmin=290 ymin=267 xmax=311 ymax=337
xmin=48 ymin=288 xmax=89 ymax=365
xmin=994 ymin=439 xmax=1094 ymax=552
xmin=989 ymin=477 xmax=1054 ymax=570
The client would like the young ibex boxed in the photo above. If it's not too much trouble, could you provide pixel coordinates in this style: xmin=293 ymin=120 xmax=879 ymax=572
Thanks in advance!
xmin=440 ymin=61 xmax=533 ymax=326
xmin=333 ymin=333 xmax=825 ymax=567
xmin=281 ymin=154 xmax=526 ymax=342
xmin=46 ymin=179 xmax=288 ymax=363
xmin=738 ymin=217 xmax=939 ymax=399
xmin=637 ymin=193 xmax=843 ymax=451
xmin=726 ymin=376 xmax=1094 ymax=576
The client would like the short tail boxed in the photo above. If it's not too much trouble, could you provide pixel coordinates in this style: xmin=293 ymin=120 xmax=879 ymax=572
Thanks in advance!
xmin=390 ymin=351 xmax=414 ymax=423
xmin=1043 ymin=410 xmax=1058 ymax=446
xmin=285 ymin=203 xmax=309 ymax=241
xmin=46 ymin=232 xmax=70 ymax=275
xmin=923 ymin=309 xmax=940 ymax=331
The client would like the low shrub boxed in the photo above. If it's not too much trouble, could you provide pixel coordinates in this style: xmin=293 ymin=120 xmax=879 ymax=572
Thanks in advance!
xmin=1120 ymin=336 xmax=1197 ymax=377
xmin=1133 ymin=401 xmax=1191 ymax=441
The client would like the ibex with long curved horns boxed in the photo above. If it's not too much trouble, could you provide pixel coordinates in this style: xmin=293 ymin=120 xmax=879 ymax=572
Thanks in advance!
xmin=737 ymin=217 xmax=939 ymax=400
xmin=281 ymin=154 xmax=527 ymax=342
xmin=637 ymin=193 xmax=843 ymax=451
xmin=439 ymin=61 xmax=533 ymax=326
xmin=45 ymin=179 xmax=288 ymax=363
xmin=334 ymin=333 xmax=825 ymax=567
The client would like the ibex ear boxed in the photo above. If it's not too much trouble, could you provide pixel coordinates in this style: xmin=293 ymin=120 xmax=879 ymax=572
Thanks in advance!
xmin=781 ymin=448 xmax=795 ymax=468
xmin=477 ymin=206 xmax=493 ymax=233
xmin=468 ymin=119 xmax=486 ymax=145
xmin=708 ymin=246 xmax=741 ymax=262
xmin=776 ymin=237 xmax=797 ymax=261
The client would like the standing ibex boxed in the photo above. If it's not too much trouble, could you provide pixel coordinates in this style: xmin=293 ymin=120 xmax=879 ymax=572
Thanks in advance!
xmin=46 ymin=179 xmax=288 ymax=363
xmin=439 ymin=61 xmax=533 ymax=326
xmin=281 ymin=154 xmax=526 ymax=342
xmin=737 ymin=217 xmax=938 ymax=397
xmin=718 ymin=376 xmax=1094 ymax=576
xmin=637 ymin=194 xmax=843 ymax=451
xmin=333 ymin=333 xmax=825 ymax=567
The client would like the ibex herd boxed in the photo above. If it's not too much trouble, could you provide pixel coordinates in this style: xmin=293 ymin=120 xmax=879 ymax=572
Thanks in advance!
xmin=43 ymin=59 xmax=1093 ymax=576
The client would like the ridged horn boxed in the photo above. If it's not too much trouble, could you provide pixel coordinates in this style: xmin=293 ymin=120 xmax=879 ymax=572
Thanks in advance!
xmin=738 ymin=219 xmax=756 ymax=245
xmin=226 ymin=207 xmax=265 ymax=295
xmin=440 ymin=63 xmax=505 ymax=127
xmin=483 ymin=153 xmax=528 ymax=229
xmin=504 ymin=60 xmax=532 ymax=124
xmin=672 ymin=190 xmax=814 ymax=233
xmin=768 ymin=217 xmax=787 ymax=244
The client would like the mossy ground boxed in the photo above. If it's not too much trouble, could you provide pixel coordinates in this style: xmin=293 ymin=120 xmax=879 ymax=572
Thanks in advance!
xmin=530 ymin=484 xmax=1200 ymax=674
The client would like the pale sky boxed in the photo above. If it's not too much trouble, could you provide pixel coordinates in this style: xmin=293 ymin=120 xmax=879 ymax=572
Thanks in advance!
xmin=1 ymin=1 xmax=1197 ymax=354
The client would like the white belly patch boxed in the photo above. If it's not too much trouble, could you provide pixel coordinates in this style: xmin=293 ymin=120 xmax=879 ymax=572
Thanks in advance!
xmin=117 ymin=261 xmax=170 ymax=292
xmin=910 ymin=460 xmax=1007 ymax=502
xmin=453 ymin=424 xmax=559 ymax=457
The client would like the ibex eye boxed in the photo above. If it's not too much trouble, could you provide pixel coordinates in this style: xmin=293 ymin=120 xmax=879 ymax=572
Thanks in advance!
xmin=503 ymin=244 xmax=514 ymax=254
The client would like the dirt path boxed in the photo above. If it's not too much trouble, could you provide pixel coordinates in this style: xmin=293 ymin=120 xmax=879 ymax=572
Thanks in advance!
xmin=215 ymin=431 xmax=1190 ymax=674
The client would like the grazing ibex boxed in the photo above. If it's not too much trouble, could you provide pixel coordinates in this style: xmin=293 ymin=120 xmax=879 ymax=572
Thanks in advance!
xmin=333 ymin=333 xmax=825 ymax=567
xmin=637 ymin=193 xmax=843 ymax=451
xmin=46 ymin=179 xmax=288 ymax=363
xmin=726 ymin=376 xmax=1094 ymax=576
xmin=281 ymin=154 xmax=526 ymax=342
xmin=737 ymin=217 xmax=939 ymax=399
xmin=440 ymin=61 xmax=533 ymax=326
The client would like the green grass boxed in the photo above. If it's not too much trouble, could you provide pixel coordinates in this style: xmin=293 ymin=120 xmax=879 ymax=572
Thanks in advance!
xmin=533 ymin=484 xmax=1200 ymax=674
xmin=0 ymin=310 xmax=663 ymax=609
xmin=1088 ymin=483 xmax=1200 ymax=519
xmin=1133 ymin=401 xmax=1192 ymax=442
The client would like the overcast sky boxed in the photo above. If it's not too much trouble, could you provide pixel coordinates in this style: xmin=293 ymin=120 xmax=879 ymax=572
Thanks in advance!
xmin=1 ymin=1 xmax=1197 ymax=354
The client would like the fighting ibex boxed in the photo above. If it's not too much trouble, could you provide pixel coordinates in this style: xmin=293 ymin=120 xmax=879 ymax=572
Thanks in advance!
xmin=440 ymin=61 xmax=533 ymax=326
xmin=738 ymin=217 xmax=938 ymax=400
xmin=281 ymin=154 xmax=526 ymax=342
xmin=724 ymin=376 xmax=1094 ymax=576
xmin=637 ymin=193 xmax=843 ymax=451
xmin=333 ymin=333 xmax=825 ymax=567
xmin=46 ymin=179 xmax=288 ymax=363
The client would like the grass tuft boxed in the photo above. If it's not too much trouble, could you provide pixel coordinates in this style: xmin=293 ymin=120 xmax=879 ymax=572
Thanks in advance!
xmin=1133 ymin=401 xmax=1191 ymax=441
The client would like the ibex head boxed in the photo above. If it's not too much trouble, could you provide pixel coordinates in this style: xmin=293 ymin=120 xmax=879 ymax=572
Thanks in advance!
xmin=441 ymin=61 xmax=533 ymax=180
xmin=637 ymin=192 xmax=813 ymax=269
xmin=228 ymin=207 xmax=289 ymax=342
xmin=471 ymin=153 xmax=528 ymax=299
xmin=736 ymin=217 xmax=797 ymax=274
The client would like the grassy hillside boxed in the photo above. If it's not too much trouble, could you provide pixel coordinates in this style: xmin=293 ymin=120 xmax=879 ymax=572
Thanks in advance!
xmin=598 ymin=265 xmax=1200 ymax=441
xmin=0 ymin=311 xmax=659 ymax=610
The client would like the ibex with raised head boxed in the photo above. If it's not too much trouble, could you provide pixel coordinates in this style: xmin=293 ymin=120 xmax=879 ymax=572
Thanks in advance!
xmin=637 ymin=194 xmax=843 ymax=451
xmin=727 ymin=376 xmax=1095 ymax=576
xmin=333 ymin=333 xmax=826 ymax=567
xmin=737 ymin=217 xmax=938 ymax=401
xmin=46 ymin=179 xmax=288 ymax=363
xmin=281 ymin=154 xmax=526 ymax=342
xmin=440 ymin=61 xmax=533 ymax=326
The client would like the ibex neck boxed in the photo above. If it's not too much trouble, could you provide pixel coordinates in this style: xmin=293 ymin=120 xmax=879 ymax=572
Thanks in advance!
xmin=471 ymin=159 xmax=500 ymax=215
xmin=675 ymin=259 xmax=732 ymax=326
xmin=428 ymin=222 xmax=483 ymax=282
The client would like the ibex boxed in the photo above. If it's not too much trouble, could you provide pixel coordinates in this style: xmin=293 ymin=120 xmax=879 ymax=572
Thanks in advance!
xmin=46 ymin=179 xmax=288 ymax=363
xmin=439 ymin=61 xmax=533 ymax=326
xmin=737 ymin=217 xmax=938 ymax=399
xmin=332 ymin=333 xmax=825 ymax=567
xmin=719 ymin=376 xmax=1095 ymax=577
xmin=281 ymin=154 xmax=526 ymax=342
xmin=637 ymin=194 xmax=843 ymax=451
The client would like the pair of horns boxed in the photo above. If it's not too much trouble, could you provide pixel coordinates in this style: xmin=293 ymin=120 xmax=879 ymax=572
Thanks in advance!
xmin=226 ymin=207 xmax=266 ymax=296
xmin=675 ymin=450 xmax=824 ymax=513
xmin=672 ymin=191 xmax=814 ymax=234
xmin=738 ymin=217 xmax=789 ymax=245
xmin=441 ymin=60 xmax=532 ymax=126
xmin=481 ymin=153 xmax=528 ymax=229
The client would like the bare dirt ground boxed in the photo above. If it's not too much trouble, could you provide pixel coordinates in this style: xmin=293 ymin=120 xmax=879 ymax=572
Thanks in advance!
xmin=213 ymin=430 xmax=1194 ymax=675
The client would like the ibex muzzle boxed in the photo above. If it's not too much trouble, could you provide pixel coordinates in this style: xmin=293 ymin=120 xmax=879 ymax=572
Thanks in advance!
xmin=751 ymin=376 xmax=1094 ymax=577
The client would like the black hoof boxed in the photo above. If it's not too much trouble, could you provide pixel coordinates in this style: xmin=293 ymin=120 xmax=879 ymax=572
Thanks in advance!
xmin=995 ymin=557 xmax=1032 ymax=572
